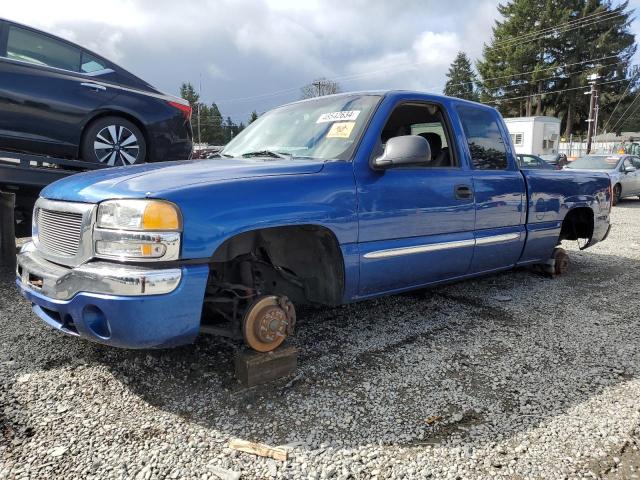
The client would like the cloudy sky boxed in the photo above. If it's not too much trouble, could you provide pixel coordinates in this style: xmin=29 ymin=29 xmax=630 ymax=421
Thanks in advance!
xmin=4 ymin=0 xmax=639 ymax=123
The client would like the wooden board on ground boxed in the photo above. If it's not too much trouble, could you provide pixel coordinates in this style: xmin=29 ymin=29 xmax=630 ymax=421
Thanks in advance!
xmin=228 ymin=439 xmax=288 ymax=461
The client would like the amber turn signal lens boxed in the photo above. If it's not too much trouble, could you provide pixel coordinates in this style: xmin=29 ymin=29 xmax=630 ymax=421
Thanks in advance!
xmin=142 ymin=201 xmax=180 ymax=230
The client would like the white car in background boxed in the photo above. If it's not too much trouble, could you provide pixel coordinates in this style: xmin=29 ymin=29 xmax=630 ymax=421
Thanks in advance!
xmin=565 ymin=154 xmax=640 ymax=205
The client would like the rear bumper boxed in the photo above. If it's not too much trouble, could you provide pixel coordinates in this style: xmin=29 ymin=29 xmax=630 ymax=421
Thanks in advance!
xmin=148 ymin=118 xmax=193 ymax=162
xmin=16 ymin=246 xmax=209 ymax=349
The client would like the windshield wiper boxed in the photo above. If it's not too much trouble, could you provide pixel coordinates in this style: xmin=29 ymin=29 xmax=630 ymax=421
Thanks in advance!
xmin=209 ymin=152 xmax=234 ymax=158
xmin=241 ymin=150 xmax=292 ymax=159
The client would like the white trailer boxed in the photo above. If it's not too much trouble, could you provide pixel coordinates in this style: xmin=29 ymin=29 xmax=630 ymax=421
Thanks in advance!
xmin=504 ymin=116 xmax=561 ymax=156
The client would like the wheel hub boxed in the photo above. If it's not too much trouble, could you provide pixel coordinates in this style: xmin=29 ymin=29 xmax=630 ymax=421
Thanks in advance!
xmin=255 ymin=306 xmax=288 ymax=343
xmin=94 ymin=125 xmax=139 ymax=166
xmin=242 ymin=296 xmax=296 ymax=352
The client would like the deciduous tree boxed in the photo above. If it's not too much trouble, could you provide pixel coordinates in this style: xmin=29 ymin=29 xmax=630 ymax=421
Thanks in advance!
xmin=300 ymin=78 xmax=341 ymax=99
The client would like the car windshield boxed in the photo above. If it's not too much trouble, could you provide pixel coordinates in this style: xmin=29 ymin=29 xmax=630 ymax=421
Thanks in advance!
xmin=539 ymin=154 xmax=558 ymax=162
xmin=566 ymin=155 xmax=620 ymax=170
xmin=221 ymin=95 xmax=381 ymax=161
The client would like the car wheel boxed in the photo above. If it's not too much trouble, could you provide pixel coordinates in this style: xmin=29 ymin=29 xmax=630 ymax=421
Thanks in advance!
xmin=612 ymin=184 xmax=622 ymax=206
xmin=81 ymin=116 xmax=146 ymax=166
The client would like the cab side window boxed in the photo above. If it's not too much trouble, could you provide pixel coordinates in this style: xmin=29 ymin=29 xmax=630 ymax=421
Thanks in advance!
xmin=457 ymin=105 xmax=508 ymax=170
xmin=380 ymin=103 xmax=456 ymax=167
xmin=6 ymin=25 xmax=81 ymax=71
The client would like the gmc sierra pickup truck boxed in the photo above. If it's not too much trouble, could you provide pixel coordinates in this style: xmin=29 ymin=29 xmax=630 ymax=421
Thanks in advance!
xmin=16 ymin=91 xmax=612 ymax=352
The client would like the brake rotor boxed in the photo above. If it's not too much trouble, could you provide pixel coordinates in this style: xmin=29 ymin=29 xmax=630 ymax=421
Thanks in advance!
xmin=242 ymin=295 xmax=295 ymax=352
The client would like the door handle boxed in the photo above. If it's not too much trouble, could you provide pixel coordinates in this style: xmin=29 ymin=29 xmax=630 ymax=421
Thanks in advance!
xmin=80 ymin=82 xmax=106 ymax=91
xmin=455 ymin=184 xmax=473 ymax=200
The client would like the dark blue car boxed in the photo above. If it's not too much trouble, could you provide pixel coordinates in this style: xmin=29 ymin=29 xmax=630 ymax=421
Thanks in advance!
xmin=0 ymin=18 xmax=192 ymax=165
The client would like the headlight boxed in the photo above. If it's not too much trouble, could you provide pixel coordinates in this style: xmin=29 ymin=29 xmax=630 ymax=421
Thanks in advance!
xmin=94 ymin=199 xmax=182 ymax=262
xmin=97 ymin=199 xmax=181 ymax=231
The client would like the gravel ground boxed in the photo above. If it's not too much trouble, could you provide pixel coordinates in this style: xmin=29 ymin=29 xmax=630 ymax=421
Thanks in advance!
xmin=2 ymin=200 xmax=640 ymax=480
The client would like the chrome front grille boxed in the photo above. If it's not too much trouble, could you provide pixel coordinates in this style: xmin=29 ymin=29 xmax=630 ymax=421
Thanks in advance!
xmin=33 ymin=198 xmax=96 ymax=267
xmin=37 ymin=209 xmax=83 ymax=257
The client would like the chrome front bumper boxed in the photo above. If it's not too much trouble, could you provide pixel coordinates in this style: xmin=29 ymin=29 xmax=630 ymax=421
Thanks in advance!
xmin=16 ymin=242 xmax=182 ymax=301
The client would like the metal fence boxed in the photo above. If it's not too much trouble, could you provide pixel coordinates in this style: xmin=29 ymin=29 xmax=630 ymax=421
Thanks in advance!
xmin=558 ymin=140 xmax=620 ymax=157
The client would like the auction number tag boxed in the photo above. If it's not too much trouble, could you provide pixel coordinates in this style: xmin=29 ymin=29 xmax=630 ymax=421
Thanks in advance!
xmin=317 ymin=110 xmax=360 ymax=123
xmin=326 ymin=122 xmax=356 ymax=138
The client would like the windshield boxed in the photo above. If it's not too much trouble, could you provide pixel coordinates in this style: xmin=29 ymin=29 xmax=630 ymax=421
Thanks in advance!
xmin=566 ymin=155 xmax=620 ymax=170
xmin=539 ymin=154 xmax=558 ymax=162
xmin=221 ymin=95 xmax=381 ymax=161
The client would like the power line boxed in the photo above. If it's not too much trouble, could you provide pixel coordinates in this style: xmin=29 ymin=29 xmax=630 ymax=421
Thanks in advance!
xmin=485 ymin=77 xmax=627 ymax=104
xmin=212 ymin=9 xmax=629 ymax=107
xmin=213 ymin=10 xmax=627 ymax=106
xmin=482 ymin=60 xmax=622 ymax=93
xmin=220 ymin=67 xmax=628 ymax=120
xmin=601 ymin=69 xmax=639 ymax=132
xmin=616 ymin=96 xmax=640 ymax=129
xmin=491 ymin=9 xmax=622 ymax=46
xmin=608 ymin=91 xmax=640 ymax=132
xmin=491 ymin=11 xmax=625 ymax=52
xmin=470 ymin=54 xmax=621 ymax=88
xmin=491 ymin=10 xmax=624 ymax=49
xmin=215 ymin=53 xmax=622 ymax=107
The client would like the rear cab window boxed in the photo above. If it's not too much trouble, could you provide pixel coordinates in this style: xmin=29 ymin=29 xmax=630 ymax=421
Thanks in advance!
xmin=456 ymin=105 xmax=509 ymax=170
xmin=6 ymin=24 xmax=81 ymax=71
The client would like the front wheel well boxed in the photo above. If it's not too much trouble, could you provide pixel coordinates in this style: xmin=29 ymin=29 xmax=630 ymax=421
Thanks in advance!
xmin=209 ymin=225 xmax=345 ymax=306
xmin=559 ymin=207 xmax=594 ymax=243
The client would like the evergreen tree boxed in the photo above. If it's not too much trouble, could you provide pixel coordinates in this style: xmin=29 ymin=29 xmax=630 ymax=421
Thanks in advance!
xmin=223 ymin=116 xmax=237 ymax=143
xmin=477 ymin=0 xmax=552 ymax=117
xmin=179 ymin=82 xmax=200 ymax=107
xmin=477 ymin=0 xmax=637 ymax=137
xmin=547 ymin=1 xmax=637 ymax=136
xmin=249 ymin=111 xmax=259 ymax=124
xmin=443 ymin=52 xmax=479 ymax=101
xmin=202 ymin=102 xmax=225 ymax=145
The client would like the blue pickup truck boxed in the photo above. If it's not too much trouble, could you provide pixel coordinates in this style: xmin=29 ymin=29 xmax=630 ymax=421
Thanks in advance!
xmin=16 ymin=91 xmax=612 ymax=352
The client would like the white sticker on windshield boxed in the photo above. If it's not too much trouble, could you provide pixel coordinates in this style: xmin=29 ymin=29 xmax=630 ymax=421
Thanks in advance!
xmin=317 ymin=110 xmax=360 ymax=123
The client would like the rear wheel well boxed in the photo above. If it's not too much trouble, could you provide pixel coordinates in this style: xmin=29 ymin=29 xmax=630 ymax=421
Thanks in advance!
xmin=79 ymin=111 xmax=149 ymax=160
xmin=559 ymin=207 xmax=594 ymax=243
xmin=209 ymin=225 xmax=345 ymax=306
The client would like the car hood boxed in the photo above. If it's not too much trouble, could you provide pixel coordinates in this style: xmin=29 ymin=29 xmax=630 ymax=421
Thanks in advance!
xmin=41 ymin=158 xmax=326 ymax=203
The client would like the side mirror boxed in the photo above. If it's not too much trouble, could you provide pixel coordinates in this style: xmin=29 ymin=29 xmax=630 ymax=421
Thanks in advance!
xmin=373 ymin=135 xmax=431 ymax=170
xmin=624 ymin=165 xmax=636 ymax=173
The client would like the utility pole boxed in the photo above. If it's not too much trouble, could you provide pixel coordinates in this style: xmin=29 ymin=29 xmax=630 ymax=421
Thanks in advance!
xmin=197 ymin=104 xmax=201 ymax=146
xmin=593 ymin=93 xmax=600 ymax=140
xmin=585 ymin=73 xmax=600 ymax=154
xmin=197 ymin=74 xmax=202 ymax=146
xmin=313 ymin=80 xmax=322 ymax=97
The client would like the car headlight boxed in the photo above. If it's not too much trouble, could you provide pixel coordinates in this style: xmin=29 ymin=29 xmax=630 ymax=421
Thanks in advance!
xmin=94 ymin=200 xmax=182 ymax=261
xmin=97 ymin=199 xmax=181 ymax=231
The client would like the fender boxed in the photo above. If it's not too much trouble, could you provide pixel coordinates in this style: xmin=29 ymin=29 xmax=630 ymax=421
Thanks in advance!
xmin=159 ymin=161 xmax=359 ymax=260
